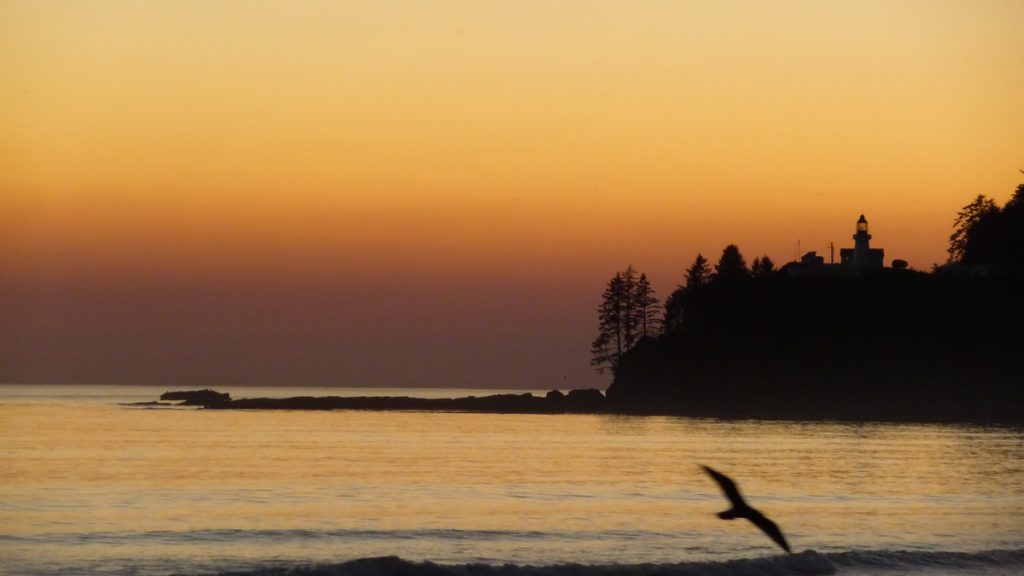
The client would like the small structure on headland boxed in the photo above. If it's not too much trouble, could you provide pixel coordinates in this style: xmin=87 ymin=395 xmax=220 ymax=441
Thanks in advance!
xmin=841 ymin=214 xmax=885 ymax=269
xmin=784 ymin=214 xmax=897 ymax=276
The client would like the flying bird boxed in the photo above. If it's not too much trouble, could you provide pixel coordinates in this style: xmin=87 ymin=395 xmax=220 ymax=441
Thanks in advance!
xmin=701 ymin=465 xmax=791 ymax=553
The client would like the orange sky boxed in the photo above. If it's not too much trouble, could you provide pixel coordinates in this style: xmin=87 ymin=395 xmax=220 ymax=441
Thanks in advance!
xmin=2 ymin=1 xmax=1022 ymax=388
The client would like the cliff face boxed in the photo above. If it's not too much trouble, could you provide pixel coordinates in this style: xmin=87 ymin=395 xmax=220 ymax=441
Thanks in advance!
xmin=606 ymin=273 xmax=1024 ymax=421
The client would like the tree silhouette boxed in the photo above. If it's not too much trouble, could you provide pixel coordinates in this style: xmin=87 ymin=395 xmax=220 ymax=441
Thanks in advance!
xmin=592 ymin=266 xmax=656 ymax=374
xmin=591 ymin=272 xmax=626 ymax=374
xmin=662 ymin=289 xmax=683 ymax=334
xmin=715 ymin=244 xmax=749 ymax=281
xmin=621 ymin=265 xmax=639 ymax=350
xmin=751 ymin=255 xmax=776 ymax=277
xmin=948 ymin=181 xmax=1024 ymax=269
xmin=634 ymin=273 xmax=661 ymax=338
xmin=1005 ymin=183 xmax=1024 ymax=267
xmin=685 ymin=254 xmax=712 ymax=288
xmin=948 ymin=195 xmax=998 ymax=263
xmin=663 ymin=254 xmax=711 ymax=334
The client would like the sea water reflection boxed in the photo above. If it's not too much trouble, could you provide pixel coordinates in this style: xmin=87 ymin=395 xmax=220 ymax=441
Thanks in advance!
xmin=0 ymin=385 xmax=1022 ymax=575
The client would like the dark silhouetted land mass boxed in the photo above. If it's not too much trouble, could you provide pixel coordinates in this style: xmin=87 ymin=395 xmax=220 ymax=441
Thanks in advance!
xmin=607 ymin=270 xmax=1023 ymax=423
xmin=590 ymin=186 xmax=1024 ymax=423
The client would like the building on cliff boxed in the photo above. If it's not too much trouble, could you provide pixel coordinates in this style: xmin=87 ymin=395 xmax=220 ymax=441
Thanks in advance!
xmin=783 ymin=214 xmax=891 ymax=276
xmin=839 ymin=214 xmax=884 ymax=269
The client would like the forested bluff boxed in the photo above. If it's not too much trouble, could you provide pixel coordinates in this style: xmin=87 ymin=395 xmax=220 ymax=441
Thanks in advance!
xmin=605 ymin=270 xmax=1022 ymax=421
xmin=600 ymin=181 xmax=1024 ymax=422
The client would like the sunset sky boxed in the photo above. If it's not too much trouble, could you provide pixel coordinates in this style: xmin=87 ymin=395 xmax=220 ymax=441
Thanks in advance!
xmin=3 ymin=0 xmax=1022 ymax=389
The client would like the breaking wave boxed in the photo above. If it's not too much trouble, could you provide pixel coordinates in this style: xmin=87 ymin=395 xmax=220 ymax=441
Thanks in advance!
xmin=200 ymin=549 xmax=1024 ymax=576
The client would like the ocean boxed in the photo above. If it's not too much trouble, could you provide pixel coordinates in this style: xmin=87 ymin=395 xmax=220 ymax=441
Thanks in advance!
xmin=1 ymin=384 xmax=1021 ymax=576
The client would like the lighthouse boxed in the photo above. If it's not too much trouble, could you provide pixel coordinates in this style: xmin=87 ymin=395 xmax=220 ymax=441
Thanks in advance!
xmin=852 ymin=214 xmax=872 ymax=268
xmin=840 ymin=214 xmax=884 ymax=269
xmin=786 ymin=214 xmax=891 ymax=276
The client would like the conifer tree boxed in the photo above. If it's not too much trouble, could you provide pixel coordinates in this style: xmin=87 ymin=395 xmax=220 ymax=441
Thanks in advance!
xmin=591 ymin=272 xmax=626 ymax=374
xmin=664 ymin=254 xmax=712 ymax=333
xmin=715 ymin=244 xmax=749 ymax=281
xmin=662 ymin=289 xmax=683 ymax=334
xmin=621 ymin=265 xmax=639 ymax=350
xmin=684 ymin=254 xmax=712 ymax=288
xmin=751 ymin=255 xmax=775 ymax=277
xmin=591 ymin=266 xmax=657 ymax=374
xmin=634 ymin=273 xmax=661 ymax=338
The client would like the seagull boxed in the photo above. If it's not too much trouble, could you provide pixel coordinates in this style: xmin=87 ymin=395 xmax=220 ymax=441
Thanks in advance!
xmin=701 ymin=465 xmax=791 ymax=553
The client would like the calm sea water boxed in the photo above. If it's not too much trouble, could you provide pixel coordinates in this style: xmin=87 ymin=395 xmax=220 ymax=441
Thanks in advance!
xmin=1 ymin=384 xmax=1022 ymax=576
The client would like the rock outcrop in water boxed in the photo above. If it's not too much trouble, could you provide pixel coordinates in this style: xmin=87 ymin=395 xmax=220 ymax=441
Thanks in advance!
xmin=158 ymin=389 xmax=609 ymax=414
xmin=160 ymin=389 xmax=231 ymax=406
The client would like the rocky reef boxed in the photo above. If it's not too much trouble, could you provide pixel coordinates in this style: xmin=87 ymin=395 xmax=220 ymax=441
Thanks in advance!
xmin=155 ymin=389 xmax=608 ymax=414
xmin=160 ymin=389 xmax=232 ymax=406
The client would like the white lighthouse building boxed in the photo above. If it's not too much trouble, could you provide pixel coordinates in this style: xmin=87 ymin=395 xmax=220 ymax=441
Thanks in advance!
xmin=840 ymin=214 xmax=884 ymax=269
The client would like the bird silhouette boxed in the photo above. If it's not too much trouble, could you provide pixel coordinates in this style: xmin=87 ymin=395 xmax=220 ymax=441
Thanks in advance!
xmin=701 ymin=465 xmax=791 ymax=553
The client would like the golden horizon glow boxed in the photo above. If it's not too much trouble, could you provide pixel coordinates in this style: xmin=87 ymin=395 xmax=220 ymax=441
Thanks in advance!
xmin=2 ymin=1 xmax=1023 ymax=388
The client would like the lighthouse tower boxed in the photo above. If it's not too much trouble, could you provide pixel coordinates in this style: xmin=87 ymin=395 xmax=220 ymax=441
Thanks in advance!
xmin=841 ymin=214 xmax=885 ymax=269
xmin=813 ymin=214 xmax=888 ymax=273
xmin=852 ymin=214 xmax=872 ymax=268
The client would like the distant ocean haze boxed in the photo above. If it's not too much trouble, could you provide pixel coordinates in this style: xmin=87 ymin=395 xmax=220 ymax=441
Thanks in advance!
xmin=0 ymin=274 xmax=601 ymax=389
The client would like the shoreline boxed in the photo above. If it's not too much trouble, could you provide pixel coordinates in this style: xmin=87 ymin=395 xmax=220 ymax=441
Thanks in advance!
xmin=155 ymin=389 xmax=1024 ymax=426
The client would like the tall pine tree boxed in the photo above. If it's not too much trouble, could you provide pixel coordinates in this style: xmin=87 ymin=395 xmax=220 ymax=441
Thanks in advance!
xmin=685 ymin=254 xmax=712 ymax=287
xmin=621 ymin=265 xmax=639 ymax=350
xmin=591 ymin=266 xmax=658 ymax=374
xmin=664 ymin=254 xmax=712 ymax=333
xmin=591 ymin=272 xmax=626 ymax=374
xmin=715 ymin=244 xmax=749 ymax=281
xmin=634 ymin=273 xmax=661 ymax=338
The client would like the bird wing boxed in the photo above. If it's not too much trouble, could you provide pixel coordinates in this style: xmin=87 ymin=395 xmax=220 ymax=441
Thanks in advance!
xmin=749 ymin=513 xmax=791 ymax=553
xmin=701 ymin=465 xmax=746 ymax=508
